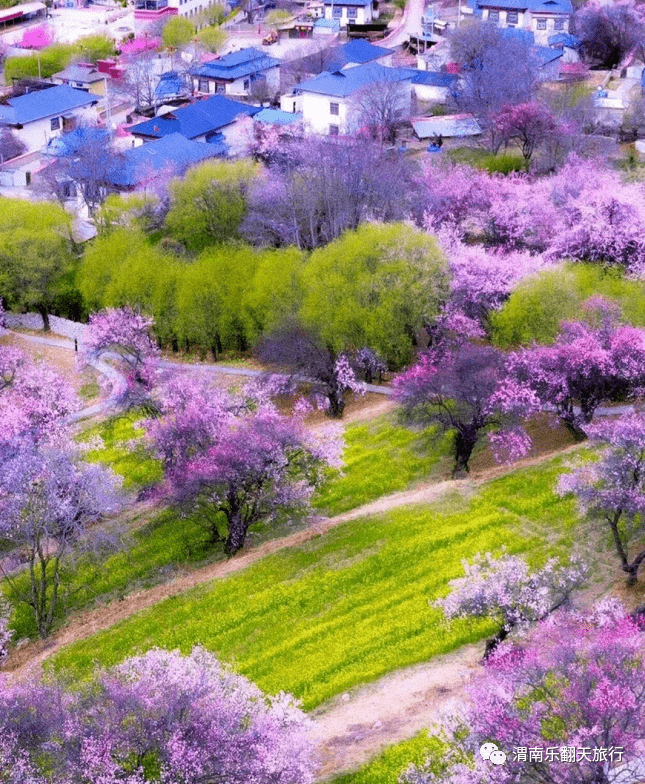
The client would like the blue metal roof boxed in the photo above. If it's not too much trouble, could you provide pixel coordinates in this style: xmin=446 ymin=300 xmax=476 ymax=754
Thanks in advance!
xmin=314 ymin=18 xmax=340 ymax=28
xmin=0 ymin=84 xmax=98 ymax=125
xmin=46 ymin=127 xmax=110 ymax=156
xmin=296 ymin=63 xmax=411 ymax=97
xmin=191 ymin=47 xmax=280 ymax=81
xmin=533 ymin=45 xmax=563 ymax=65
xmin=108 ymin=133 xmax=224 ymax=187
xmin=323 ymin=0 xmax=371 ymax=5
xmin=155 ymin=71 xmax=188 ymax=100
xmin=548 ymin=31 xmax=577 ymax=47
xmin=500 ymin=26 xmax=534 ymax=44
xmin=253 ymin=108 xmax=302 ymax=124
xmin=129 ymin=95 xmax=260 ymax=139
xmin=477 ymin=0 xmax=571 ymax=11
xmin=403 ymin=68 xmax=457 ymax=87
xmin=326 ymin=38 xmax=393 ymax=69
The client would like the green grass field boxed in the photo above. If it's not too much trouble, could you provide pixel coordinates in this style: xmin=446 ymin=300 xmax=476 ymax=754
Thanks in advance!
xmin=48 ymin=457 xmax=580 ymax=710
xmin=331 ymin=732 xmax=448 ymax=784
xmin=7 ymin=416 xmax=452 ymax=641
xmin=313 ymin=418 xmax=452 ymax=516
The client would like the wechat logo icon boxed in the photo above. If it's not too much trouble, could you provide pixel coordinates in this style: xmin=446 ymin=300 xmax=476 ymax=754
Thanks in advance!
xmin=480 ymin=743 xmax=507 ymax=766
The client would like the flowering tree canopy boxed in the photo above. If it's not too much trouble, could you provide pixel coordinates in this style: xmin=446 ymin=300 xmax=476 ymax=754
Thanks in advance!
xmin=148 ymin=372 xmax=341 ymax=554
xmin=0 ymin=646 xmax=315 ymax=784
xmin=0 ymin=345 xmax=78 ymax=450
xmin=436 ymin=551 xmax=587 ymax=657
xmin=0 ymin=444 xmax=122 ymax=638
xmin=80 ymin=307 xmax=160 ymax=409
xmin=393 ymin=343 xmax=540 ymax=476
xmin=509 ymin=298 xmax=645 ymax=437
xmin=492 ymin=102 xmax=561 ymax=165
xmin=258 ymin=325 xmax=365 ymax=418
xmin=559 ymin=414 xmax=645 ymax=585
xmin=405 ymin=600 xmax=645 ymax=784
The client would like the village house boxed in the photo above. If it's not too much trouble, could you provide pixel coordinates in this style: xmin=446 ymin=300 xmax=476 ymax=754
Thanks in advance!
xmin=52 ymin=63 xmax=106 ymax=95
xmin=0 ymin=84 xmax=99 ymax=153
xmin=473 ymin=0 xmax=572 ymax=46
xmin=127 ymin=94 xmax=261 ymax=156
xmin=190 ymin=48 xmax=281 ymax=98
xmin=322 ymin=0 xmax=378 ymax=28
xmin=133 ymin=0 xmax=222 ymax=26
xmin=291 ymin=63 xmax=412 ymax=135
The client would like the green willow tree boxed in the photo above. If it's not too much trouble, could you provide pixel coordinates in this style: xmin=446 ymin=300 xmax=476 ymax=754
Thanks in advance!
xmin=301 ymin=223 xmax=449 ymax=368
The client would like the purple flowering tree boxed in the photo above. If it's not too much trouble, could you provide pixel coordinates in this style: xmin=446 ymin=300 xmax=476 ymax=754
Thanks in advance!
xmin=80 ymin=307 xmax=160 ymax=409
xmin=148 ymin=373 xmax=341 ymax=554
xmin=0 ymin=445 xmax=122 ymax=638
xmin=558 ymin=414 xmax=645 ymax=586
xmin=0 ymin=646 xmax=315 ymax=784
xmin=354 ymin=347 xmax=387 ymax=384
xmin=257 ymin=325 xmax=365 ymax=418
xmin=393 ymin=344 xmax=540 ymax=477
xmin=436 ymin=551 xmax=587 ymax=658
xmin=509 ymin=298 xmax=645 ymax=438
xmin=405 ymin=600 xmax=645 ymax=784
xmin=0 ymin=345 xmax=78 ymax=450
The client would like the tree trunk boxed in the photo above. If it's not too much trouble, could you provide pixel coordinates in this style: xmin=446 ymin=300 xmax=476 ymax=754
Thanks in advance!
xmin=224 ymin=509 xmax=248 ymax=555
xmin=327 ymin=388 xmax=345 ymax=418
xmin=452 ymin=428 xmax=478 ymax=478
xmin=483 ymin=625 xmax=510 ymax=661
xmin=36 ymin=304 xmax=50 ymax=333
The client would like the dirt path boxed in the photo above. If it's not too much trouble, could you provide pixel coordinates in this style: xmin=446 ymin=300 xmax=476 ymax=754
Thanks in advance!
xmin=310 ymin=643 xmax=482 ymax=780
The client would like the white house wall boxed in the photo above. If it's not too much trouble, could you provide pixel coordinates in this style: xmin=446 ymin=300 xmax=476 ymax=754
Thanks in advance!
xmin=301 ymin=91 xmax=350 ymax=134
xmin=324 ymin=5 xmax=372 ymax=25
xmin=14 ymin=106 xmax=98 ymax=153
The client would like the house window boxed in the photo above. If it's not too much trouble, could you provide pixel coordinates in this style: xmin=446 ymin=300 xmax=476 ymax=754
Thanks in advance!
xmin=554 ymin=18 xmax=564 ymax=29
xmin=216 ymin=81 xmax=226 ymax=93
xmin=332 ymin=6 xmax=342 ymax=17
xmin=536 ymin=17 xmax=546 ymax=29
xmin=506 ymin=10 xmax=517 ymax=22
xmin=50 ymin=117 xmax=61 ymax=131
xmin=329 ymin=124 xmax=339 ymax=135
xmin=198 ymin=78 xmax=209 ymax=92
xmin=243 ymin=79 xmax=250 ymax=90
xmin=488 ymin=9 xmax=499 ymax=21
xmin=330 ymin=101 xmax=339 ymax=115
xmin=347 ymin=6 xmax=357 ymax=17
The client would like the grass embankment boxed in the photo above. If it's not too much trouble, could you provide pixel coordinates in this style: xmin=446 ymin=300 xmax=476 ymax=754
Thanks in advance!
xmin=7 ymin=414 xmax=450 ymax=641
xmin=48 ymin=457 xmax=579 ymax=710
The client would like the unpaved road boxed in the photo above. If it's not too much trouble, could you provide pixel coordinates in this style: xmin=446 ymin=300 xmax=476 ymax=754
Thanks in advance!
xmin=310 ymin=643 xmax=482 ymax=780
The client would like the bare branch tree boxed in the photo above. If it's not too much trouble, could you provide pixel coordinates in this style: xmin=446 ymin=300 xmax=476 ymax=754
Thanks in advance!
xmin=351 ymin=69 xmax=410 ymax=145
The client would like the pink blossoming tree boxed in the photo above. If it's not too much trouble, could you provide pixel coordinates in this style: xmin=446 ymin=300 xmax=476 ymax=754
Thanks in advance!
xmin=0 ymin=444 xmax=122 ymax=638
xmin=405 ymin=600 xmax=645 ymax=784
xmin=0 ymin=646 xmax=315 ymax=783
xmin=393 ymin=343 xmax=540 ymax=476
xmin=509 ymin=298 xmax=645 ymax=438
xmin=147 ymin=372 xmax=341 ymax=554
xmin=436 ymin=551 xmax=587 ymax=657
xmin=559 ymin=414 xmax=645 ymax=585
xmin=80 ymin=307 xmax=160 ymax=409
xmin=493 ymin=102 xmax=562 ymax=166
xmin=0 ymin=345 xmax=78 ymax=450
